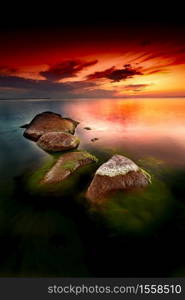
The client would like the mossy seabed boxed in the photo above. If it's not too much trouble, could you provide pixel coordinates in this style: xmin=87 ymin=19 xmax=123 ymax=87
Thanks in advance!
xmin=25 ymin=150 xmax=175 ymax=236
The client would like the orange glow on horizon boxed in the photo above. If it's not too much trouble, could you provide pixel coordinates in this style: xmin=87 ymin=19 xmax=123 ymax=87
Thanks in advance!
xmin=0 ymin=25 xmax=185 ymax=98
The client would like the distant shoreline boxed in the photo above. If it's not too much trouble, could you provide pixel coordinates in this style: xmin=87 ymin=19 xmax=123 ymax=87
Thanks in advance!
xmin=0 ymin=97 xmax=51 ymax=101
xmin=0 ymin=96 xmax=185 ymax=102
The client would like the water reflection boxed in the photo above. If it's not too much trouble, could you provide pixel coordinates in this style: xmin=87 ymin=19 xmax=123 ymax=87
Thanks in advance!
xmin=63 ymin=98 xmax=185 ymax=166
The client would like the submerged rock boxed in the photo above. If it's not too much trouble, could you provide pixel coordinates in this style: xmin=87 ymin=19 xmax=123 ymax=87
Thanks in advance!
xmin=86 ymin=154 xmax=151 ymax=203
xmin=84 ymin=127 xmax=92 ymax=130
xmin=23 ymin=111 xmax=79 ymax=141
xmin=41 ymin=151 xmax=98 ymax=184
xmin=91 ymin=138 xmax=99 ymax=142
xmin=37 ymin=132 xmax=80 ymax=152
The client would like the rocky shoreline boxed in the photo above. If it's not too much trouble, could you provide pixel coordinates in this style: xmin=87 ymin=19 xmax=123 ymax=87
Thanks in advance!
xmin=22 ymin=111 xmax=151 ymax=203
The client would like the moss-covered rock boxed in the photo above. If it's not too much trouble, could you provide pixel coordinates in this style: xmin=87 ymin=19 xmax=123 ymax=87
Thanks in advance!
xmin=86 ymin=154 xmax=151 ymax=203
xmin=42 ymin=151 xmax=98 ymax=184
xmin=26 ymin=151 xmax=98 ymax=197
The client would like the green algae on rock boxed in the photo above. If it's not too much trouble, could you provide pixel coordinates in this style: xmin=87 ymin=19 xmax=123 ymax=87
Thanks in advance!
xmin=23 ymin=111 xmax=79 ymax=141
xmin=86 ymin=154 xmax=151 ymax=203
xmin=37 ymin=132 xmax=80 ymax=152
xmin=26 ymin=151 xmax=98 ymax=197
xmin=42 ymin=151 xmax=98 ymax=184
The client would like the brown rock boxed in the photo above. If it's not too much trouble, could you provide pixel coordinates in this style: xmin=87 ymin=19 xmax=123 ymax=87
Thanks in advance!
xmin=86 ymin=154 xmax=151 ymax=203
xmin=41 ymin=151 xmax=98 ymax=184
xmin=23 ymin=111 xmax=79 ymax=141
xmin=37 ymin=132 xmax=80 ymax=152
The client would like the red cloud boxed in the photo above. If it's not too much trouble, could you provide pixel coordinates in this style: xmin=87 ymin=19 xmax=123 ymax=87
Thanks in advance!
xmin=87 ymin=64 xmax=143 ymax=82
xmin=40 ymin=59 xmax=98 ymax=81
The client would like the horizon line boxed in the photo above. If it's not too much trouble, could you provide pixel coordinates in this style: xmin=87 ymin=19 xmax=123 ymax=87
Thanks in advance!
xmin=0 ymin=96 xmax=185 ymax=101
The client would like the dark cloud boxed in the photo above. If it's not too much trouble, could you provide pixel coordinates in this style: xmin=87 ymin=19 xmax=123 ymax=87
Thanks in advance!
xmin=0 ymin=62 xmax=143 ymax=99
xmin=0 ymin=75 xmax=39 ymax=89
xmin=40 ymin=59 xmax=98 ymax=81
xmin=0 ymin=74 xmax=94 ymax=91
xmin=87 ymin=64 xmax=142 ymax=82
xmin=0 ymin=74 xmax=114 ymax=99
xmin=0 ymin=75 xmax=73 ymax=98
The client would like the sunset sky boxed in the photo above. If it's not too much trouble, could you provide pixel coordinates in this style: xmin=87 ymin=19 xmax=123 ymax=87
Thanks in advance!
xmin=0 ymin=22 xmax=185 ymax=99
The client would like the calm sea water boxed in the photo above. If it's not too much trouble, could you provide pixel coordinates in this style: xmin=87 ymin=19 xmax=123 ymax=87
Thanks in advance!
xmin=0 ymin=98 xmax=185 ymax=277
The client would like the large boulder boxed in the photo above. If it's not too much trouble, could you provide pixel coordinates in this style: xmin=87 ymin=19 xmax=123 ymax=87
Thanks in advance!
xmin=41 ymin=151 xmax=98 ymax=184
xmin=86 ymin=154 xmax=151 ymax=203
xmin=37 ymin=132 xmax=80 ymax=152
xmin=23 ymin=111 xmax=79 ymax=141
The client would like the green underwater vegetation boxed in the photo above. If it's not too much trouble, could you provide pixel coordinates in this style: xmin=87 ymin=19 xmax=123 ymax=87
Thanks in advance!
xmin=1 ymin=140 xmax=185 ymax=276
xmin=25 ymin=150 xmax=177 ymax=237
xmin=88 ymin=177 xmax=173 ymax=236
